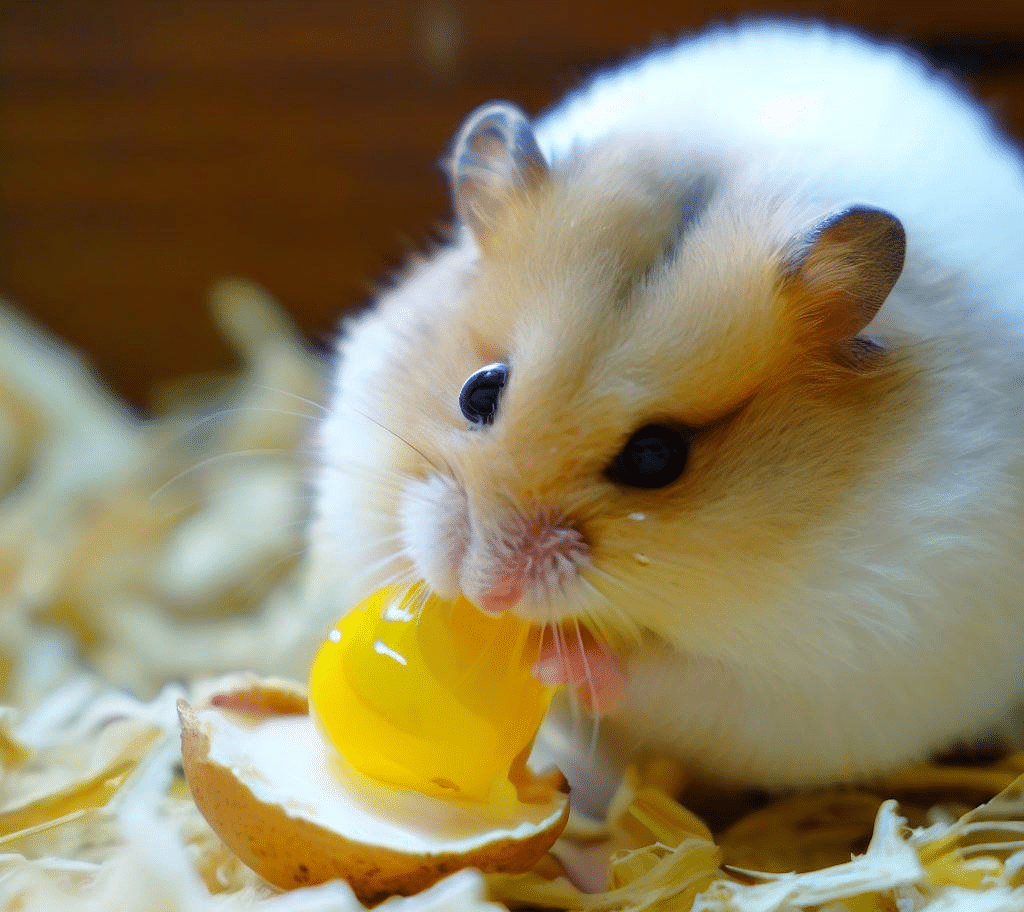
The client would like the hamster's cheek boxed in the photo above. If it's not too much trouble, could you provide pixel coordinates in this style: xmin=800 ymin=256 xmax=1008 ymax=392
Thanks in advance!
xmin=398 ymin=475 xmax=469 ymax=599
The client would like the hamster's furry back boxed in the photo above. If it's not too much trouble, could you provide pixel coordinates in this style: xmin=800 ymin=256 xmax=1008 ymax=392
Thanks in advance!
xmin=309 ymin=21 xmax=1024 ymax=789
xmin=537 ymin=22 xmax=1024 ymax=332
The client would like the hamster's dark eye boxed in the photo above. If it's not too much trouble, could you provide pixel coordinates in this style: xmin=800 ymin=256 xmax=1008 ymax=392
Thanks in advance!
xmin=459 ymin=363 xmax=509 ymax=425
xmin=606 ymin=424 xmax=692 ymax=489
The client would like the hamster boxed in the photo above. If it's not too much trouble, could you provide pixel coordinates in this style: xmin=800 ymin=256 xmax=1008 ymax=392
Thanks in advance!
xmin=308 ymin=21 xmax=1024 ymax=791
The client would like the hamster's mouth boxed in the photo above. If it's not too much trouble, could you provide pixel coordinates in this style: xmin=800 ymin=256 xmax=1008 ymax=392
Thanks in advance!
xmin=534 ymin=623 xmax=627 ymax=715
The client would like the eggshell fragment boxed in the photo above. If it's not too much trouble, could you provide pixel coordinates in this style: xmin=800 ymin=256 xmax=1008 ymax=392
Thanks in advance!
xmin=178 ymin=683 xmax=569 ymax=904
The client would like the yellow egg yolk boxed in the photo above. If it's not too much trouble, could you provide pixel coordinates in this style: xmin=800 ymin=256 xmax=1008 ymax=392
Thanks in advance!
xmin=308 ymin=585 xmax=554 ymax=808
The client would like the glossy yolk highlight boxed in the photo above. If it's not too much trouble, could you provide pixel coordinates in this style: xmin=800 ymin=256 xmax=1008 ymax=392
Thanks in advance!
xmin=308 ymin=585 xmax=554 ymax=808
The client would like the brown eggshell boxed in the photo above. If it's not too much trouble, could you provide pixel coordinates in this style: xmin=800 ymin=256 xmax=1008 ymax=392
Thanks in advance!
xmin=178 ymin=686 xmax=569 ymax=905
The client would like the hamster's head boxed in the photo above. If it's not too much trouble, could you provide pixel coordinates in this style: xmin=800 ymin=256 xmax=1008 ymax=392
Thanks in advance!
xmin=314 ymin=102 xmax=908 ymax=703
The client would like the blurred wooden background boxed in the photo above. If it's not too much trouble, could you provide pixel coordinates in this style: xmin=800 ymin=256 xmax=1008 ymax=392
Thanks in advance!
xmin=2 ymin=2 xmax=1024 ymax=408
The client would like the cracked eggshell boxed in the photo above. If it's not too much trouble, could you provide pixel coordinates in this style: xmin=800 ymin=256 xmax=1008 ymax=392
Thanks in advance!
xmin=178 ymin=681 xmax=570 ymax=905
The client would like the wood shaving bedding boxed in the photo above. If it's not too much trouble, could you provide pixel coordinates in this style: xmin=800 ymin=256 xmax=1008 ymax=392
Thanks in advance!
xmin=0 ymin=281 xmax=1021 ymax=911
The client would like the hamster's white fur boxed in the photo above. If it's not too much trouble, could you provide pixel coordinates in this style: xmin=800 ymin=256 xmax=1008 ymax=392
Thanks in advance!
xmin=309 ymin=22 xmax=1024 ymax=789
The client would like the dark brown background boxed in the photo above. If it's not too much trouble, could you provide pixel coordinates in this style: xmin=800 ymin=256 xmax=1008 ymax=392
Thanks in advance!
xmin=3 ymin=2 xmax=1024 ymax=408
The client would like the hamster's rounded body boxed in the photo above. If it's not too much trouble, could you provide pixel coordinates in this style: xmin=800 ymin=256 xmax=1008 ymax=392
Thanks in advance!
xmin=310 ymin=23 xmax=1024 ymax=788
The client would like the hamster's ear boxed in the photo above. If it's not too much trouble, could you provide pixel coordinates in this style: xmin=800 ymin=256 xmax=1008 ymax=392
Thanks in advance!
xmin=447 ymin=102 xmax=549 ymax=245
xmin=783 ymin=206 xmax=906 ymax=370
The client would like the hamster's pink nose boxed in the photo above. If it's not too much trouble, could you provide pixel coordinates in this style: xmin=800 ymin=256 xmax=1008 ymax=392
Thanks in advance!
xmin=478 ymin=576 xmax=523 ymax=614
xmin=462 ymin=519 xmax=588 ymax=613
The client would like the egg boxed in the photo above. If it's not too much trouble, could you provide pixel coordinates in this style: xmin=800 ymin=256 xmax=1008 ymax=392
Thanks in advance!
xmin=308 ymin=584 xmax=555 ymax=810
xmin=179 ymin=585 xmax=570 ymax=904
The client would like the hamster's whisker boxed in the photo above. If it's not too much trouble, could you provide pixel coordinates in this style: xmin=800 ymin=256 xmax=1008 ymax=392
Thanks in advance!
xmin=341 ymin=404 xmax=447 ymax=476
xmin=350 ymin=543 xmax=409 ymax=581
xmin=355 ymin=560 xmax=418 ymax=598
xmin=572 ymin=616 xmax=603 ymax=760
xmin=335 ymin=531 xmax=409 ymax=585
xmin=251 ymin=383 xmax=329 ymax=415
xmin=317 ymin=459 xmax=416 ymax=490
xmin=582 ymin=566 xmax=649 ymax=638
xmin=178 ymin=405 xmax=323 ymax=431
xmin=149 ymin=449 xmax=296 ymax=502
xmin=576 ymin=570 xmax=644 ymax=646
xmin=323 ymin=526 xmax=404 ymax=550
xmin=147 ymin=403 xmax=321 ymax=469
xmin=552 ymin=621 xmax=583 ymax=736
xmin=236 ymin=546 xmax=309 ymax=602
xmin=438 ymin=456 xmax=465 ymax=490
xmin=151 ymin=476 xmax=313 ymax=522
xmin=410 ymin=581 xmax=432 ymax=618
xmin=580 ymin=609 xmax=615 ymax=652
